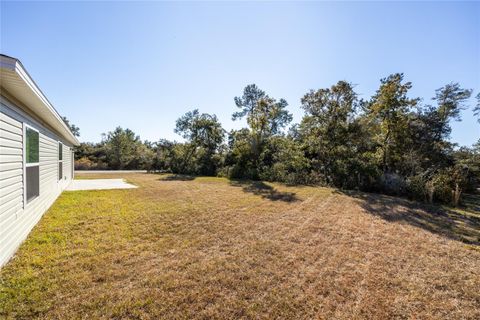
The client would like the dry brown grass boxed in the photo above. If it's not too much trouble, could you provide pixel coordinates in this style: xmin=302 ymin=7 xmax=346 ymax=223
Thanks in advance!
xmin=1 ymin=173 xmax=479 ymax=319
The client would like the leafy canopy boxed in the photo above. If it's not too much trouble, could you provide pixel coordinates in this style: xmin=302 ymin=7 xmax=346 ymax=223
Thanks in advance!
xmin=175 ymin=109 xmax=225 ymax=151
xmin=233 ymin=84 xmax=292 ymax=137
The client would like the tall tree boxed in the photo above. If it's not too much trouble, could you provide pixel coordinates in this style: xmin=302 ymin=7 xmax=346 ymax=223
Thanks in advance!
xmin=233 ymin=84 xmax=292 ymax=137
xmin=232 ymin=84 xmax=267 ymax=120
xmin=153 ymin=139 xmax=175 ymax=171
xmin=410 ymin=84 xmax=472 ymax=168
xmin=231 ymin=84 xmax=292 ymax=177
xmin=175 ymin=109 xmax=225 ymax=175
xmin=434 ymin=83 xmax=472 ymax=120
xmin=103 ymin=127 xmax=141 ymax=169
xmin=299 ymin=81 xmax=367 ymax=186
xmin=432 ymin=82 xmax=472 ymax=139
xmin=474 ymin=92 xmax=480 ymax=123
xmin=365 ymin=73 xmax=419 ymax=172
xmin=413 ymin=83 xmax=472 ymax=170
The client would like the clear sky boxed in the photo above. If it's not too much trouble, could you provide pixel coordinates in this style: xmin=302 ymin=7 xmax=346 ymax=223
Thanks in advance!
xmin=1 ymin=1 xmax=479 ymax=146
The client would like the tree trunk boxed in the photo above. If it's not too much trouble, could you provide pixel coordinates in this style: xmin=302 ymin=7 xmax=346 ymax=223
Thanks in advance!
xmin=383 ymin=129 xmax=390 ymax=173
xmin=181 ymin=144 xmax=196 ymax=173
xmin=452 ymin=183 xmax=461 ymax=207
xmin=426 ymin=180 xmax=435 ymax=204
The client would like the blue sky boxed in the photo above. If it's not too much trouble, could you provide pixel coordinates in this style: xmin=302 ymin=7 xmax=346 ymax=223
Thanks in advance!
xmin=1 ymin=1 xmax=479 ymax=146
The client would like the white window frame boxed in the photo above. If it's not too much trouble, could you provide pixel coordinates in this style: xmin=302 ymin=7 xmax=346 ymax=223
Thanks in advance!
xmin=23 ymin=123 xmax=40 ymax=206
xmin=58 ymin=141 xmax=64 ymax=181
xmin=71 ymin=150 xmax=75 ymax=179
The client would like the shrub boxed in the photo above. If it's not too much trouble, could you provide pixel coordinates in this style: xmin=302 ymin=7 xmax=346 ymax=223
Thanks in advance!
xmin=75 ymin=157 xmax=108 ymax=170
xmin=406 ymin=174 xmax=429 ymax=202
xmin=379 ymin=173 xmax=406 ymax=196
xmin=75 ymin=157 xmax=95 ymax=170
xmin=407 ymin=167 xmax=468 ymax=206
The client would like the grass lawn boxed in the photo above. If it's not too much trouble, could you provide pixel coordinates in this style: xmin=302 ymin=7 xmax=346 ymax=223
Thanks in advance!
xmin=1 ymin=173 xmax=479 ymax=319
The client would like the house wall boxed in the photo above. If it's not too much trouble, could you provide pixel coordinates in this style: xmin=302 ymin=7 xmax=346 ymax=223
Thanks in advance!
xmin=0 ymin=95 xmax=74 ymax=267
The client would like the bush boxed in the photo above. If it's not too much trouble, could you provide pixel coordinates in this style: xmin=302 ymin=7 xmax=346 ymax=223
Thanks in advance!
xmin=430 ymin=171 xmax=453 ymax=204
xmin=406 ymin=167 xmax=468 ymax=206
xmin=258 ymin=136 xmax=312 ymax=184
xmin=75 ymin=157 xmax=95 ymax=170
xmin=379 ymin=173 xmax=406 ymax=196
xmin=75 ymin=157 xmax=108 ymax=170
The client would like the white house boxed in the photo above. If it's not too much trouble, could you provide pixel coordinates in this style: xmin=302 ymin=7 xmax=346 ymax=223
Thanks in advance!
xmin=0 ymin=54 xmax=79 ymax=267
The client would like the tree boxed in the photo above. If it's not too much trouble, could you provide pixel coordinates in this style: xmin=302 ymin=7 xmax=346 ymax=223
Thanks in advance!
xmin=258 ymin=135 xmax=310 ymax=184
xmin=434 ymin=83 xmax=472 ymax=121
xmin=413 ymin=83 xmax=472 ymax=170
xmin=233 ymin=84 xmax=292 ymax=137
xmin=453 ymin=141 xmax=480 ymax=193
xmin=174 ymin=109 xmax=225 ymax=175
xmin=229 ymin=84 xmax=292 ymax=179
xmin=232 ymin=84 xmax=267 ymax=121
xmin=103 ymin=127 xmax=141 ymax=169
xmin=152 ymin=139 xmax=175 ymax=172
xmin=73 ymin=142 xmax=108 ymax=169
xmin=224 ymin=128 xmax=257 ymax=179
xmin=400 ymin=84 xmax=472 ymax=203
xmin=364 ymin=73 xmax=419 ymax=173
xmin=62 ymin=116 xmax=80 ymax=137
xmin=128 ymin=143 xmax=155 ymax=171
xmin=69 ymin=77 xmax=475 ymax=205
xmin=474 ymin=92 xmax=480 ymax=123
xmin=299 ymin=81 xmax=373 ymax=187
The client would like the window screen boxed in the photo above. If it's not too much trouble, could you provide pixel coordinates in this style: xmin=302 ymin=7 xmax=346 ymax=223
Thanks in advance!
xmin=58 ymin=162 xmax=63 ymax=181
xmin=26 ymin=166 xmax=40 ymax=202
xmin=25 ymin=127 xmax=40 ymax=203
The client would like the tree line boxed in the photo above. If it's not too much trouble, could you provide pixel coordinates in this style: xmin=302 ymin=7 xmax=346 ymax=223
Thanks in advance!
xmin=73 ymin=73 xmax=480 ymax=205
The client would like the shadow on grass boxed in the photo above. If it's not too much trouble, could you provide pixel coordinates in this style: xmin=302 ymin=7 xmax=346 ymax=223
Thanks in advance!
xmin=462 ymin=194 xmax=480 ymax=213
xmin=230 ymin=180 xmax=299 ymax=202
xmin=336 ymin=190 xmax=480 ymax=246
xmin=159 ymin=174 xmax=196 ymax=181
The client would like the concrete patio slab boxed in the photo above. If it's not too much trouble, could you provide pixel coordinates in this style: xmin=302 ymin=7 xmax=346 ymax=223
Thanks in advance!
xmin=66 ymin=179 xmax=137 ymax=191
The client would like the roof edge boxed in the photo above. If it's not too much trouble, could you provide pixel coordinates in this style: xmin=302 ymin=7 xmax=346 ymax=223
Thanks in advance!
xmin=0 ymin=54 xmax=80 ymax=145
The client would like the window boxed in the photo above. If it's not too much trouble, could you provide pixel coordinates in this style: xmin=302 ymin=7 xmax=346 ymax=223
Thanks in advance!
xmin=71 ymin=150 xmax=74 ymax=179
xmin=58 ymin=142 xmax=63 ymax=180
xmin=25 ymin=126 xmax=39 ymax=203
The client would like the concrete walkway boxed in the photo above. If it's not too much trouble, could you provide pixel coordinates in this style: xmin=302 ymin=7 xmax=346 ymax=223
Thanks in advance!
xmin=66 ymin=179 xmax=137 ymax=191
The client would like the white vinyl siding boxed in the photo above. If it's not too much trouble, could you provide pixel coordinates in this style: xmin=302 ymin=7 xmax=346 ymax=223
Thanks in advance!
xmin=0 ymin=111 xmax=24 ymax=242
xmin=0 ymin=98 xmax=74 ymax=266
xmin=63 ymin=144 xmax=71 ymax=181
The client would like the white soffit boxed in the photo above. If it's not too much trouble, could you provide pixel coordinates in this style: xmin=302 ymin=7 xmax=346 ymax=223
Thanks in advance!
xmin=0 ymin=55 xmax=79 ymax=146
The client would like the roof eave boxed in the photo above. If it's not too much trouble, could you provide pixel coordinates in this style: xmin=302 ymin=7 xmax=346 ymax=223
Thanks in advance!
xmin=0 ymin=55 xmax=80 ymax=146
